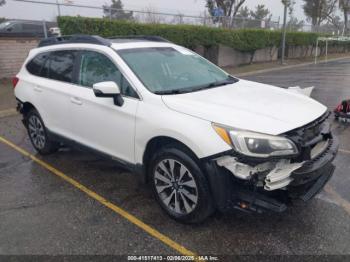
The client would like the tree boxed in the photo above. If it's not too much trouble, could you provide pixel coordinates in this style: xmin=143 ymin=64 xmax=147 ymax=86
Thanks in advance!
xmin=103 ymin=0 xmax=133 ymax=21
xmin=302 ymin=0 xmax=337 ymax=30
xmin=324 ymin=15 xmax=343 ymax=31
xmin=236 ymin=6 xmax=250 ymax=18
xmin=287 ymin=1 xmax=305 ymax=31
xmin=205 ymin=0 xmax=246 ymax=27
xmin=249 ymin=4 xmax=272 ymax=21
xmin=287 ymin=17 xmax=305 ymax=31
xmin=134 ymin=6 xmax=164 ymax=24
xmin=339 ymin=0 xmax=350 ymax=33
xmin=0 ymin=0 xmax=6 ymax=7
xmin=287 ymin=0 xmax=296 ymax=16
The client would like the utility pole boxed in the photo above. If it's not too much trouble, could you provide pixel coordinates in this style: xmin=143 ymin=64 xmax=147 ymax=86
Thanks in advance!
xmin=42 ymin=20 xmax=48 ymax=38
xmin=281 ymin=0 xmax=290 ymax=65
xmin=56 ymin=0 xmax=61 ymax=17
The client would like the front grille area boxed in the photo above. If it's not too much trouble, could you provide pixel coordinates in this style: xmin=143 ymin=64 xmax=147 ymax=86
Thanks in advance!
xmin=303 ymin=121 xmax=324 ymax=143
xmin=301 ymin=138 xmax=333 ymax=167
xmin=286 ymin=112 xmax=329 ymax=144
xmin=286 ymin=112 xmax=331 ymax=161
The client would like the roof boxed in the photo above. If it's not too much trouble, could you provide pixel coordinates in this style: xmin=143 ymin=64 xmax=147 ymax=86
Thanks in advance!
xmin=110 ymin=41 xmax=176 ymax=50
xmin=38 ymin=35 xmax=171 ymax=48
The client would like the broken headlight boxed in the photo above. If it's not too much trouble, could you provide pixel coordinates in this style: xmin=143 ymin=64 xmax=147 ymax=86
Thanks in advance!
xmin=213 ymin=124 xmax=298 ymax=158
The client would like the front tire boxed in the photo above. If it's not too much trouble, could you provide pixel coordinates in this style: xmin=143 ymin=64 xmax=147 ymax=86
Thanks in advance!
xmin=25 ymin=109 xmax=59 ymax=155
xmin=149 ymin=145 xmax=214 ymax=223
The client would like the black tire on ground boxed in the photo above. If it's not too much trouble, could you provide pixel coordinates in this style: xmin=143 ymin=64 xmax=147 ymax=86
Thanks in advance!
xmin=25 ymin=109 xmax=59 ymax=155
xmin=149 ymin=144 xmax=215 ymax=224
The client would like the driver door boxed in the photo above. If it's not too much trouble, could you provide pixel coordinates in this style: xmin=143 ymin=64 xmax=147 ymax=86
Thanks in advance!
xmin=68 ymin=50 xmax=139 ymax=164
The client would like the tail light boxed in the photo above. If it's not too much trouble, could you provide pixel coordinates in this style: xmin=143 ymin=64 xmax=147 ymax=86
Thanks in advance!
xmin=12 ymin=77 xmax=19 ymax=89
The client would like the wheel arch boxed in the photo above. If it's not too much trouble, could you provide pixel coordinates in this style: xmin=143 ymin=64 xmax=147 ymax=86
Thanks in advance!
xmin=141 ymin=136 xmax=200 ymax=183
xmin=19 ymin=101 xmax=38 ymax=125
xmin=19 ymin=101 xmax=49 ymax=131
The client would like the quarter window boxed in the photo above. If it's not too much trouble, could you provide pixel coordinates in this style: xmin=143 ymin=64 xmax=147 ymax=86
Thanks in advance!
xmin=26 ymin=52 xmax=50 ymax=76
xmin=48 ymin=50 xmax=78 ymax=83
xmin=78 ymin=51 xmax=138 ymax=98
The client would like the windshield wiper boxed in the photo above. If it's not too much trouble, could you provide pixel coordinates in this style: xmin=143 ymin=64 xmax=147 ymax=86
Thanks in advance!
xmin=192 ymin=76 xmax=238 ymax=92
xmin=154 ymin=89 xmax=188 ymax=95
xmin=154 ymin=76 xmax=238 ymax=95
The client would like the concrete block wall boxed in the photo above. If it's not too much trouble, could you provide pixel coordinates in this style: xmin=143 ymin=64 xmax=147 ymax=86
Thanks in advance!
xmin=217 ymin=45 xmax=278 ymax=67
xmin=286 ymin=45 xmax=316 ymax=58
xmin=0 ymin=37 xmax=39 ymax=79
xmin=217 ymin=45 xmax=251 ymax=67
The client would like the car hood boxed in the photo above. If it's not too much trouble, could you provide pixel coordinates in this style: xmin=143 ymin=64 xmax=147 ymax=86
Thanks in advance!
xmin=161 ymin=79 xmax=327 ymax=135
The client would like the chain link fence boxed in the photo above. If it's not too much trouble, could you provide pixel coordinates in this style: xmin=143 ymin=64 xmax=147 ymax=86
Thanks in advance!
xmin=4 ymin=0 xmax=348 ymax=35
xmin=129 ymin=11 xmax=281 ymax=30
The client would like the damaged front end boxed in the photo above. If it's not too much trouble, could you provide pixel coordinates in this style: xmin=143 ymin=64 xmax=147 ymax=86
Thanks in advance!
xmin=203 ymin=112 xmax=339 ymax=213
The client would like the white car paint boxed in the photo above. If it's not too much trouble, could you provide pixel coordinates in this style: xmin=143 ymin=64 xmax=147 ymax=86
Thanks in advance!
xmin=162 ymin=80 xmax=326 ymax=136
xmin=93 ymin=81 xmax=121 ymax=95
xmin=15 ymin=41 xmax=327 ymax=166
xmin=15 ymin=66 xmax=73 ymax=138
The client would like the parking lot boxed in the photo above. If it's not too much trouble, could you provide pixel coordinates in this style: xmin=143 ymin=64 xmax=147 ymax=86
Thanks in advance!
xmin=1 ymin=59 xmax=350 ymax=259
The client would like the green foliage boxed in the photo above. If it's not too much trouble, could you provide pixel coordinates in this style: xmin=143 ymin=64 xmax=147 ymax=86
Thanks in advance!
xmin=249 ymin=4 xmax=272 ymax=21
xmin=58 ymin=16 xmax=323 ymax=52
xmin=302 ymin=0 xmax=337 ymax=26
xmin=102 ymin=0 xmax=133 ymax=21
xmin=237 ymin=6 xmax=249 ymax=18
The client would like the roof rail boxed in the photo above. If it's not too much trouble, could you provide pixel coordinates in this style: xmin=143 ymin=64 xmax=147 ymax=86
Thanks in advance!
xmin=108 ymin=35 xmax=171 ymax=43
xmin=38 ymin=35 xmax=112 ymax=47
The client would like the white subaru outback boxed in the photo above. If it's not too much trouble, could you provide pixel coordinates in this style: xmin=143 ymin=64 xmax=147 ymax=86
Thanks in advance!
xmin=14 ymin=35 xmax=338 ymax=223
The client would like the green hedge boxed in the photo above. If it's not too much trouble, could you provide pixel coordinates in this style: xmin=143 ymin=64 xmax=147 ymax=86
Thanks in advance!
xmin=58 ymin=16 xmax=321 ymax=52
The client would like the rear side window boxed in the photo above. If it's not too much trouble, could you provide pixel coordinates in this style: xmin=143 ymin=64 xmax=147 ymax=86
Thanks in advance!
xmin=26 ymin=52 xmax=50 ymax=76
xmin=48 ymin=50 xmax=78 ymax=83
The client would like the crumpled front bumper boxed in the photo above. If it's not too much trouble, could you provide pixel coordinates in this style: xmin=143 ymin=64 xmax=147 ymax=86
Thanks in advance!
xmin=202 ymin=136 xmax=339 ymax=214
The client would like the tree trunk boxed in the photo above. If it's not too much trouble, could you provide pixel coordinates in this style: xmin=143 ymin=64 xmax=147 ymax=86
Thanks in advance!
xmin=249 ymin=50 xmax=255 ymax=64
xmin=312 ymin=17 xmax=317 ymax=32
xmin=344 ymin=9 xmax=348 ymax=34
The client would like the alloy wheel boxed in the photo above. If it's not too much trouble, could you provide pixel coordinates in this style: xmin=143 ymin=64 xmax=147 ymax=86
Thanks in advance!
xmin=154 ymin=158 xmax=198 ymax=215
xmin=28 ymin=115 xmax=46 ymax=149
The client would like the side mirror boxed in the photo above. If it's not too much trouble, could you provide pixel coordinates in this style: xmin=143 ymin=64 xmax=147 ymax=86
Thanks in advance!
xmin=6 ymin=27 xmax=12 ymax=32
xmin=93 ymin=81 xmax=124 ymax=106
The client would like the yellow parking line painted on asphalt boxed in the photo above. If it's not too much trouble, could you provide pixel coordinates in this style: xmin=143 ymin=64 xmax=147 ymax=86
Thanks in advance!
xmin=0 ymin=136 xmax=197 ymax=257
xmin=339 ymin=148 xmax=350 ymax=155
xmin=324 ymin=184 xmax=350 ymax=217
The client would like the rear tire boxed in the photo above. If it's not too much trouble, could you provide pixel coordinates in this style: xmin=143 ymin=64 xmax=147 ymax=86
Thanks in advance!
xmin=149 ymin=144 xmax=214 ymax=224
xmin=25 ymin=109 xmax=59 ymax=155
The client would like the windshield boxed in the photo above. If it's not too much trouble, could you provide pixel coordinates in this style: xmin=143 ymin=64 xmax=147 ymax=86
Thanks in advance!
xmin=0 ymin=22 xmax=10 ymax=30
xmin=117 ymin=47 xmax=237 ymax=95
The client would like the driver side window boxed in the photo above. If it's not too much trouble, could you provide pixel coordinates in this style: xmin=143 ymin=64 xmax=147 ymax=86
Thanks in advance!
xmin=78 ymin=51 xmax=138 ymax=98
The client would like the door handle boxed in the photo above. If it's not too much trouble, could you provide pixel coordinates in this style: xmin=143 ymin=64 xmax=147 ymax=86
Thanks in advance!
xmin=70 ymin=97 xmax=83 ymax=105
xmin=34 ymin=86 xmax=43 ymax=93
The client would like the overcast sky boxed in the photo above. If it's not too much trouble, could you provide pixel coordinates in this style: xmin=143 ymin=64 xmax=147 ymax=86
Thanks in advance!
xmin=0 ymin=0 xmax=308 ymax=23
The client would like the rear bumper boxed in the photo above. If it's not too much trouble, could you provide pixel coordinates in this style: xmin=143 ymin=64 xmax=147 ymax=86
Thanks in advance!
xmin=202 ymin=137 xmax=339 ymax=214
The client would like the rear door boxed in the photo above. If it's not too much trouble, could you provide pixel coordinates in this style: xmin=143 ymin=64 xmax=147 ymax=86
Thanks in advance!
xmin=35 ymin=50 xmax=79 ymax=138
xmin=68 ymin=50 xmax=139 ymax=163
